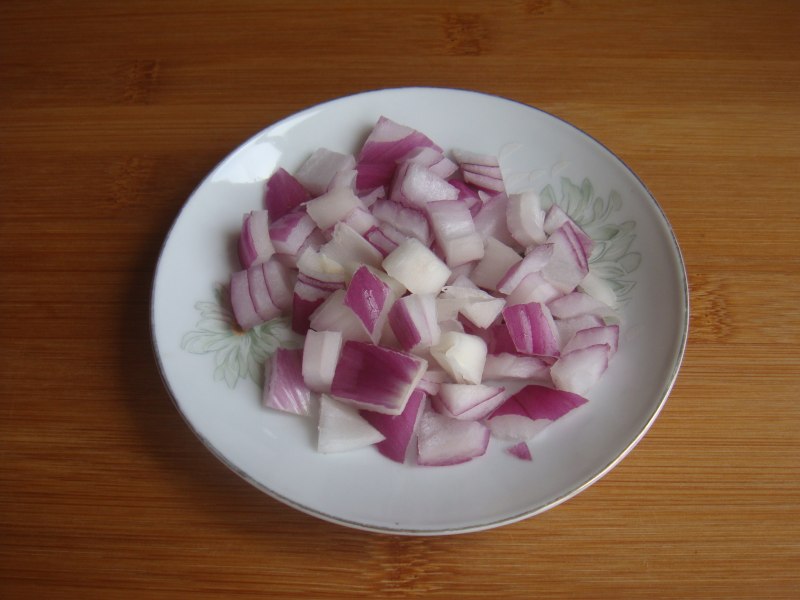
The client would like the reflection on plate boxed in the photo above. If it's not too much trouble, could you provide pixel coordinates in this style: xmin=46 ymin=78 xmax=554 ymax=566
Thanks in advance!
xmin=151 ymin=88 xmax=688 ymax=535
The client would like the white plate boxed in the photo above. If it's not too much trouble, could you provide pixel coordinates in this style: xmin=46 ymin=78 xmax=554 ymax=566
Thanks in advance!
xmin=151 ymin=87 xmax=688 ymax=535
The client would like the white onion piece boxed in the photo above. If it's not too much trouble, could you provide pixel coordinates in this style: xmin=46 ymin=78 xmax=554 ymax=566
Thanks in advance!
xmin=507 ymin=191 xmax=546 ymax=246
xmin=540 ymin=224 xmax=589 ymax=294
xmin=230 ymin=269 xmax=262 ymax=331
xmin=417 ymin=410 xmax=490 ymax=466
xmin=430 ymin=331 xmax=487 ymax=385
xmin=302 ymin=330 xmax=343 ymax=393
xmin=505 ymin=272 xmax=562 ymax=306
xmin=305 ymin=187 xmax=363 ymax=230
xmin=487 ymin=414 xmax=551 ymax=442
xmin=548 ymin=291 xmax=617 ymax=320
xmin=382 ymin=238 xmax=451 ymax=295
xmin=331 ymin=341 xmax=427 ymax=415
xmin=296 ymin=148 xmax=356 ymax=197
xmin=318 ymin=395 xmax=385 ymax=453
xmin=342 ymin=206 xmax=378 ymax=235
xmin=238 ymin=210 xmax=275 ymax=269
xmin=263 ymin=348 xmax=312 ymax=416
xmin=550 ymin=344 xmax=611 ymax=395
xmin=473 ymin=193 xmax=517 ymax=248
xmin=296 ymin=246 xmax=346 ymax=284
xmin=562 ymin=324 xmax=619 ymax=356
xmin=578 ymin=271 xmax=618 ymax=309
xmin=360 ymin=389 xmax=426 ymax=463
xmin=246 ymin=261 xmax=281 ymax=322
xmin=309 ymin=289 xmax=371 ymax=343
xmin=392 ymin=162 xmax=459 ymax=207
xmin=439 ymin=285 xmax=505 ymax=329
xmin=482 ymin=353 xmax=552 ymax=383
xmin=436 ymin=383 xmax=505 ymax=417
xmin=469 ymin=237 xmax=522 ymax=291
xmin=261 ymin=256 xmax=295 ymax=311
xmin=320 ymin=221 xmax=384 ymax=273
xmin=553 ymin=313 xmax=605 ymax=344
xmin=496 ymin=243 xmax=554 ymax=295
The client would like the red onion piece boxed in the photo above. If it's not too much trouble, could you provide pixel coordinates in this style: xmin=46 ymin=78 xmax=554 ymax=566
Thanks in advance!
xmin=355 ymin=116 xmax=443 ymax=192
xmin=263 ymin=348 xmax=312 ymax=416
xmin=388 ymin=293 xmax=440 ymax=352
xmin=331 ymin=341 xmax=427 ymax=415
xmin=344 ymin=265 xmax=392 ymax=337
xmin=268 ymin=210 xmax=316 ymax=257
xmin=493 ymin=384 xmax=589 ymax=421
xmin=548 ymin=291 xmax=617 ymax=320
xmin=505 ymin=442 xmax=533 ymax=461
xmin=502 ymin=302 xmax=561 ymax=357
xmin=264 ymin=168 xmax=310 ymax=223
xmin=482 ymin=353 xmax=552 ymax=383
xmin=230 ymin=269 xmax=262 ymax=331
xmin=238 ymin=210 xmax=275 ymax=269
xmin=360 ymin=388 xmax=425 ymax=463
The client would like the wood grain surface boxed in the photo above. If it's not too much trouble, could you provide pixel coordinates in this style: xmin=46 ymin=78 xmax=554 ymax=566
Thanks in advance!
xmin=1 ymin=1 xmax=798 ymax=598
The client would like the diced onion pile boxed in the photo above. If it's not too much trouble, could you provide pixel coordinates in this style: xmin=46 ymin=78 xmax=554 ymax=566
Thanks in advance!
xmin=229 ymin=116 xmax=621 ymax=466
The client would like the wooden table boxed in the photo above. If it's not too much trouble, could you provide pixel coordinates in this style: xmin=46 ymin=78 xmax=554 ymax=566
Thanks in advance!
xmin=2 ymin=1 xmax=798 ymax=597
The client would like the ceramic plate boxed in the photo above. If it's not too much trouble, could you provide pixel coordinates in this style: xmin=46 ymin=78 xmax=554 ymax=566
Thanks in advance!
xmin=151 ymin=87 xmax=688 ymax=535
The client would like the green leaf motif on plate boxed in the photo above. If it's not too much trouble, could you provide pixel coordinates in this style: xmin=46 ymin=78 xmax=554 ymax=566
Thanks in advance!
xmin=181 ymin=283 xmax=301 ymax=388
xmin=541 ymin=177 xmax=641 ymax=304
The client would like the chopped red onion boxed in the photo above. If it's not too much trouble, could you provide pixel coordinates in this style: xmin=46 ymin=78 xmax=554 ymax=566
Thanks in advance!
xmin=505 ymin=271 xmax=562 ymax=306
xmin=230 ymin=269 xmax=262 ymax=331
xmin=246 ymin=260 xmax=281 ymax=322
xmin=264 ymin=168 xmax=310 ymax=222
xmin=388 ymin=293 xmax=440 ymax=352
xmin=370 ymin=199 xmax=432 ymax=246
xmin=268 ymin=210 xmax=317 ymax=257
xmin=502 ymin=302 xmax=561 ymax=357
xmin=320 ymin=222 xmax=384 ymax=272
xmin=360 ymin=388 xmax=426 ymax=463
xmin=391 ymin=162 xmax=459 ymax=207
xmin=562 ymin=324 xmax=619 ymax=356
xmin=344 ymin=265 xmax=392 ymax=338
xmin=263 ymin=348 xmax=312 ymax=416
xmin=493 ymin=384 xmax=589 ymax=421
xmin=331 ymin=341 xmax=427 ymax=415
xmin=505 ymin=442 xmax=533 ymax=461
xmin=488 ymin=414 xmax=551 ymax=442
xmin=238 ymin=210 xmax=275 ymax=269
